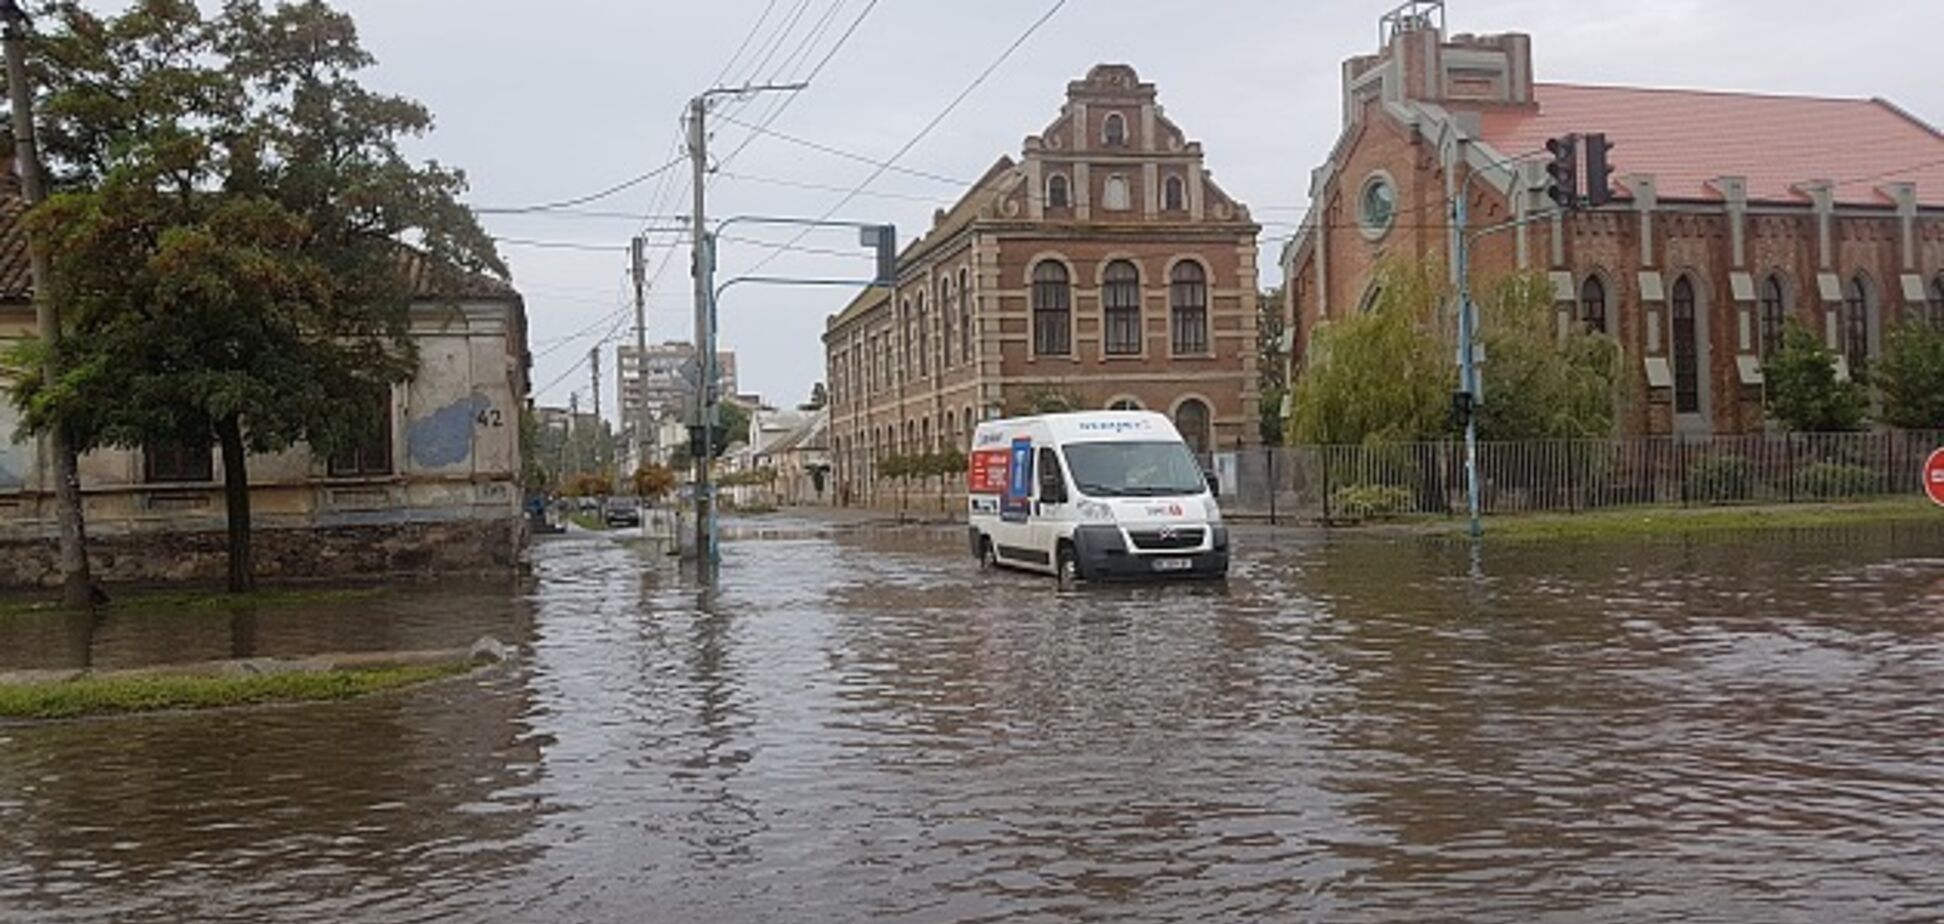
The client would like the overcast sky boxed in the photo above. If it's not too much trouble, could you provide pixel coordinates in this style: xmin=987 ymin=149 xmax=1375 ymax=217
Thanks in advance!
xmin=312 ymin=0 xmax=1939 ymax=418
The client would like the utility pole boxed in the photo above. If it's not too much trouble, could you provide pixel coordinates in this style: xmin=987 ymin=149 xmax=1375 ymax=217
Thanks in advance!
xmin=1452 ymin=147 xmax=1483 ymax=540
xmin=589 ymin=347 xmax=603 ymax=484
xmin=3 ymin=3 xmax=94 ymax=608
xmin=687 ymin=94 xmax=715 ymax=570
xmin=631 ymin=235 xmax=649 ymax=475
xmin=686 ymin=83 xmax=804 ymax=574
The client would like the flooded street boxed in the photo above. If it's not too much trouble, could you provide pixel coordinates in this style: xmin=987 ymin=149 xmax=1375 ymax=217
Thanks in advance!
xmin=3 ymin=517 xmax=1943 ymax=922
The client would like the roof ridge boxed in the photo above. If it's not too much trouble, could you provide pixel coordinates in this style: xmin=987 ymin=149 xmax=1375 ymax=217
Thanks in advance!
xmin=1536 ymin=81 xmax=1880 ymax=106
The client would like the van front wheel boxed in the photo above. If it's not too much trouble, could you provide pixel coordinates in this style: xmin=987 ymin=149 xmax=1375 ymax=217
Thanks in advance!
xmin=1055 ymin=543 xmax=1080 ymax=589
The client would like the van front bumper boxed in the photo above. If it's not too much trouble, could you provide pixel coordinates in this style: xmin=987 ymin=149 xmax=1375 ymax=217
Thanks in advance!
xmin=1072 ymin=524 xmax=1228 ymax=580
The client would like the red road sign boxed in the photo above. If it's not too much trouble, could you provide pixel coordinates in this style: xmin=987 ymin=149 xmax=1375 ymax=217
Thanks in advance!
xmin=1926 ymin=448 xmax=1944 ymax=507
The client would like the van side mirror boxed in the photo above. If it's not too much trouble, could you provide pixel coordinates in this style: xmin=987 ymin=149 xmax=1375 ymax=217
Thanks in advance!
xmin=1204 ymin=470 xmax=1220 ymax=496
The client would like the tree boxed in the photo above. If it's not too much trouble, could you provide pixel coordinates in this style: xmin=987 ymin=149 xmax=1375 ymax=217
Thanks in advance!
xmin=717 ymin=400 xmax=752 ymax=449
xmin=798 ymin=381 xmax=827 ymax=411
xmin=1005 ymin=387 xmax=1083 ymax=416
xmin=1472 ymin=271 xmax=1623 ymax=440
xmin=8 ymin=1 xmax=502 ymax=592
xmin=1763 ymin=321 xmax=1868 ymax=432
xmin=1258 ymin=286 xmax=1288 ymax=444
xmin=631 ymin=463 xmax=677 ymax=501
xmin=1874 ymin=321 xmax=1944 ymax=429
xmin=1288 ymin=259 xmax=1453 ymax=445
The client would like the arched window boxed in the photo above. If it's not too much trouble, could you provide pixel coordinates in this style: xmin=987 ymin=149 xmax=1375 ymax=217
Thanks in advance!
xmin=1671 ymin=276 xmax=1700 ymax=415
xmin=916 ymin=291 xmax=929 ymax=378
xmin=959 ymin=268 xmax=973 ymax=363
xmin=1759 ymin=275 xmax=1787 ymax=358
xmin=900 ymin=299 xmax=912 ymax=382
xmin=1844 ymin=275 xmax=1871 ymax=377
xmin=1103 ymin=260 xmax=1142 ymax=355
xmin=1046 ymin=174 xmax=1069 ymax=209
xmin=944 ymin=410 xmax=955 ymax=446
xmin=1032 ymin=261 xmax=1072 ymax=356
xmin=1171 ymin=262 xmax=1209 ymax=354
xmin=1174 ymin=398 xmax=1212 ymax=457
xmin=1103 ymin=175 xmax=1131 ymax=212
xmin=939 ymin=278 xmax=954 ymax=370
xmin=1164 ymin=176 xmax=1185 ymax=211
xmin=1103 ymin=112 xmax=1126 ymax=147
xmin=1107 ymin=398 xmax=1143 ymax=411
xmin=1579 ymin=275 xmax=1607 ymax=334
xmin=1931 ymin=275 xmax=1944 ymax=329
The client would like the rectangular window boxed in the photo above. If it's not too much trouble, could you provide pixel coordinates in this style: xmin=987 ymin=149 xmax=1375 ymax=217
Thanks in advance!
xmin=145 ymin=441 xmax=214 ymax=484
xmin=329 ymin=392 xmax=395 ymax=477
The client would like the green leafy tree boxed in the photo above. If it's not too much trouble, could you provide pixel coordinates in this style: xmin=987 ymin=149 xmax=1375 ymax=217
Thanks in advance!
xmin=1005 ymin=387 xmax=1083 ymax=416
xmin=7 ymin=1 xmax=502 ymax=592
xmin=1473 ymin=271 xmax=1623 ymax=440
xmin=1258 ymin=286 xmax=1288 ymax=445
xmin=631 ymin=464 xmax=677 ymax=501
xmin=1763 ymin=321 xmax=1868 ymax=432
xmin=718 ymin=400 xmax=752 ymax=448
xmin=1874 ymin=321 xmax=1944 ymax=429
xmin=1288 ymin=259 xmax=1453 ymax=445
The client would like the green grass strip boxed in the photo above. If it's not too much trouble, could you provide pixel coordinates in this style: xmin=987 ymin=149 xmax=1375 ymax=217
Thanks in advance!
xmin=0 ymin=663 xmax=473 ymax=720
xmin=1458 ymin=499 xmax=1942 ymax=542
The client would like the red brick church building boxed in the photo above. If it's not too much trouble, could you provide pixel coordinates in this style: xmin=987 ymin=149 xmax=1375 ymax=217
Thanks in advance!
xmin=1282 ymin=1 xmax=1944 ymax=436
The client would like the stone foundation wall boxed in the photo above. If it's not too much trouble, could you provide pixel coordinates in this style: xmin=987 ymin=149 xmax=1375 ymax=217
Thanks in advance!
xmin=0 ymin=519 xmax=526 ymax=590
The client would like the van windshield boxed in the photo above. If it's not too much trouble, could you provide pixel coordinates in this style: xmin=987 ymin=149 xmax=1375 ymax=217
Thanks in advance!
xmin=1063 ymin=441 xmax=1207 ymax=497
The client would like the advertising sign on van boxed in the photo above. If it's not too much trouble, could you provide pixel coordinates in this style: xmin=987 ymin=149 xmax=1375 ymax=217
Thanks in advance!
xmin=1002 ymin=437 xmax=1033 ymax=523
xmin=968 ymin=448 xmax=1009 ymax=494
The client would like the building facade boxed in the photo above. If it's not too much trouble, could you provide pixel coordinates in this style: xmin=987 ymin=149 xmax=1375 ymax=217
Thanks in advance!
xmin=0 ymin=195 xmax=532 ymax=587
xmin=1283 ymin=2 xmax=1944 ymax=437
xmin=618 ymin=341 xmax=738 ymax=425
xmin=824 ymin=64 xmax=1261 ymax=505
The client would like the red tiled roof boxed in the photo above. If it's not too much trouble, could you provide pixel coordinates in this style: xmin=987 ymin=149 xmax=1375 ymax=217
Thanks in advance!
xmin=1477 ymin=83 xmax=1944 ymax=206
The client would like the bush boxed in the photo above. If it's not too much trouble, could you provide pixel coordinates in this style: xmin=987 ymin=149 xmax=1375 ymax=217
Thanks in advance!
xmin=1330 ymin=484 xmax=1415 ymax=520
xmin=1686 ymin=456 xmax=1755 ymax=504
xmin=1795 ymin=462 xmax=1881 ymax=499
xmin=1875 ymin=321 xmax=1944 ymax=429
xmin=1764 ymin=321 xmax=1869 ymax=432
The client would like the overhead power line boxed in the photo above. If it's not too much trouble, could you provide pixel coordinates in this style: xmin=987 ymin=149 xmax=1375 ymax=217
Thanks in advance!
xmin=738 ymin=0 xmax=1070 ymax=276
xmin=711 ymin=111 xmax=970 ymax=187
xmin=474 ymin=156 xmax=687 ymax=215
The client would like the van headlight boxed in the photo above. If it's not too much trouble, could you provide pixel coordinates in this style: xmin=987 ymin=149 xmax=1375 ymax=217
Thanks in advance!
xmin=1201 ymin=496 xmax=1223 ymax=524
xmin=1077 ymin=499 xmax=1114 ymax=522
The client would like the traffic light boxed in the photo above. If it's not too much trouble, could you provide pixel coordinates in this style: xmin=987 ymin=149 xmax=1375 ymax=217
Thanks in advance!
xmin=1583 ymin=133 xmax=1615 ymax=207
xmin=1544 ymin=134 xmax=1578 ymax=210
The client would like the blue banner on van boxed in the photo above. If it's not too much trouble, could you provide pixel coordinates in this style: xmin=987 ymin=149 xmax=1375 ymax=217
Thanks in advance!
xmin=1002 ymin=437 xmax=1033 ymax=523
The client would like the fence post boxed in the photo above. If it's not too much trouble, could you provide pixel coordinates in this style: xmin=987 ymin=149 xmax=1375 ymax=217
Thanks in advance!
xmin=1268 ymin=446 xmax=1278 ymax=527
xmin=1321 ymin=446 xmax=1333 ymax=524
xmin=1678 ymin=439 xmax=1689 ymax=507
xmin=1785 ymin=433 xmax=1796 ymax=504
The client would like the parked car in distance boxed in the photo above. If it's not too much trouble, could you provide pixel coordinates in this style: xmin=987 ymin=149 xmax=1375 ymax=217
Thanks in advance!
xmin=603 ymin=496 xmax=641 ymax=528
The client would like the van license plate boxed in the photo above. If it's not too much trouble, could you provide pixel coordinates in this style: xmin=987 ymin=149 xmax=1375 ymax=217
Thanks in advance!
xmin=1152 ymin=558 xmax=1194 ymax=572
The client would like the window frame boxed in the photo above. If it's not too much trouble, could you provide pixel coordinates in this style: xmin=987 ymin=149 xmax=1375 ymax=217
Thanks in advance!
xmin=959 ymin=268 xmax=972 ymax=364
xmin=1172 ymin=398 xmax=1213 ymax=458
xmin=1170 ymin=261 xmax=1210 ymax=355
xmin=1031 ymin=260 xmax=1073 ymax=357
xmin=1101 ymin=260 xmax=1143 ymax=356
xmin=144 ymin=439 xmax=215 ymax=485
xmin=1579 ymin=274 xmax=1607 ymax=335
xmin=1931 ymin=275 xmax=1944 ymax=329
xmin=1046 ymin=173 xmax=1069 ymax=209
xmin=1163 ymin=175 xmax=1185 ymax=211
xmin=1671 ymin=276 xmax=1700 ymax=415
xmin=1759 ymin=274 xmax=1787 ymax=358
xmin=328 ymin=389 xmax=396 ymax=479
xmin=1843 ymin=275 xmax=1871 ymax=377
xmin=1358 ymin=172 xmax=1396 ymax=239
xmin=1103 ymin=112 xmax=1126 ymax=148
xmin=1103 ymin=174 xmax=1131 ymax=212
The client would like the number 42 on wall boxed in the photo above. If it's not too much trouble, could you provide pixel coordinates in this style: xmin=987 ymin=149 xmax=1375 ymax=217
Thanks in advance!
xmin=475 ymin=407 xmax=504 ymax=428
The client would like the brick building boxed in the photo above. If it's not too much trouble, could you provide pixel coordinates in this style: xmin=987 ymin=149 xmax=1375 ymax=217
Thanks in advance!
xmin=824 ymin=64 xmax=1261 ymax=505
xmin=1282 ymin=2 xmax=1944 ymax=436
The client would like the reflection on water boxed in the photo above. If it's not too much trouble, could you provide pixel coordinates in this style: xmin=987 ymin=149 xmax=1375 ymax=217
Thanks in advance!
xmin=2 ymin=518 xmax=1942 ymax=922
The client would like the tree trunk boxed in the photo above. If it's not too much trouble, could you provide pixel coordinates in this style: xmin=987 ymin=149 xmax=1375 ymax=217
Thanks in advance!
xmin=216 ymin=416 xmax=255 ymax=593
xmin=51 ymin=428 xmax=97 ymax=609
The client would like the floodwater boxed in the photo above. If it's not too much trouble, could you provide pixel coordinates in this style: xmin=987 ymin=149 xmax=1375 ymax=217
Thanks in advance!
xmin=2 ymin=516 xmax=1943 ymax=922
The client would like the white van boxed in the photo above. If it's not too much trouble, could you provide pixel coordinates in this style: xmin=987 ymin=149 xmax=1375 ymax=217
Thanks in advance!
xmin=967 ymin=411 xmax=1229 ymax=584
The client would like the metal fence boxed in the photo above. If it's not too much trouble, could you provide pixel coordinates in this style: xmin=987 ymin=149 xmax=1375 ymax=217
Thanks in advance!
xmin=1222 ymin=431 xmax=1944 ymax=523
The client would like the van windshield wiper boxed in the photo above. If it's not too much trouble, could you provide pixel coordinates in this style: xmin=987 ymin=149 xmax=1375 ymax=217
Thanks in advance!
xmin=1076 ymin=482 xmax=1131 ymax=497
